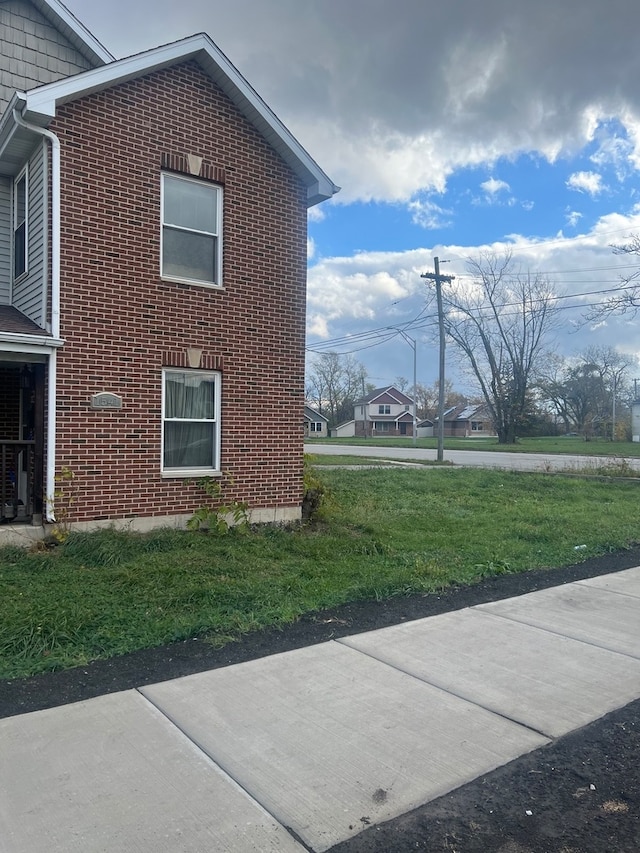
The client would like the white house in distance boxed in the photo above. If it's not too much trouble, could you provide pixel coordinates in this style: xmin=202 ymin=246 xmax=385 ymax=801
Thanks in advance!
xmin=304 ymin=405 xmax=329 ymax=439
xmin=336 ymin=386 xmax=416 ymax=437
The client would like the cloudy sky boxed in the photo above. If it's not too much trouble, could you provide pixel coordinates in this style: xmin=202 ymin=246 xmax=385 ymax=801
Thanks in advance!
xmin=68 ymin=0 xmax=640 ymax=390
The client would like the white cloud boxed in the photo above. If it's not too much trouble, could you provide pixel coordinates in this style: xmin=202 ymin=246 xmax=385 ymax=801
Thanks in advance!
xmin=566 ymin=171 xmax=605 ymax=196
xmin=307 ymin=237 xmax=316 ymax=260
xmin=481 ymin=178 xmax=510 ymax=195
xmin=566 ymin=209 xmax=583 ymax=227
xmin=307 ymin=206 xmax=326 ymax=223
xmin=408 ymin=197 xmax=453 ymax=230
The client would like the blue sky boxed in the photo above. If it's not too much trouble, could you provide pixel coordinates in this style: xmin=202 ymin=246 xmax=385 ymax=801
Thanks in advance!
xmin=69 ymin=0 xmax=640 ymax=391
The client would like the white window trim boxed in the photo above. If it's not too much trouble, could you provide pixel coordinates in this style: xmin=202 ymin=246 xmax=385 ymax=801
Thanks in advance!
xmin=161 ymin=368 xmax=221 ymax=477
xmin=13 ymin=166 xmax=28 ymax=282
xmin=160 ymin=172 xmax=223 ymax=288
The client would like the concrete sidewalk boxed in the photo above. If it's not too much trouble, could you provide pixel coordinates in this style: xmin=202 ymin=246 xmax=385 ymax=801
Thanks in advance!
xmin=2 ymin=568 xmax=640 ymax=852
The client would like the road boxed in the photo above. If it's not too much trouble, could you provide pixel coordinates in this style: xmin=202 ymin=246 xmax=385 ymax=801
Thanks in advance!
xmin=305 ymin=443 xmax=640 ymax=473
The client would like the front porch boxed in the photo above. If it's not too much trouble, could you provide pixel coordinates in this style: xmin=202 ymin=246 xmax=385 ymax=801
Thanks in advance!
xmin=0 ymin=361 xmax=45 ymax=527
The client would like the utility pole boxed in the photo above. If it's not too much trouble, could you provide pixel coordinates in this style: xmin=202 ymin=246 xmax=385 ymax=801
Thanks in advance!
xmin=421 ymin=258 xmax=455 ymax=462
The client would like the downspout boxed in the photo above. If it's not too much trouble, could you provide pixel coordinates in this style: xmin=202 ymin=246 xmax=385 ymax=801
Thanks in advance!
xmin=13 ymin=108 xmax=61 ymax=522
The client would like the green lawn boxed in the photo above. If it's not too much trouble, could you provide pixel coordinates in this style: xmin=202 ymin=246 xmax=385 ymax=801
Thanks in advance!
xmin=306 ymin=435 xmax=640 ymax=457
xmin=1 ymin=465 xmax=639 ymax=679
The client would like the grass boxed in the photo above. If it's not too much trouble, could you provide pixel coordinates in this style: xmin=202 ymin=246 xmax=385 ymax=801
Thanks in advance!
xmin=1 ymin=466 xmax=639 ymax=679
xmin=306 ymin=435 xmax=640 ymax=457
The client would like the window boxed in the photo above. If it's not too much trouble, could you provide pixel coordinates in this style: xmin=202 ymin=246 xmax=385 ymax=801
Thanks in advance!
xmin=378 ymin=404 xmax=390 ymax=414
xmin=374 ymin=421 xmax=390 ymax=431
xmin=162 ymin=369 xmax=220 ymax=474
xmin=13 ymin=169 xmax=27 ymax=279
xmin=161 ymin=173 xmax=222 ymax=285
xmin=471 ymin=421 xmax=484 ymax=431
xmin=310 ymin=422 xmax=323 ymax=432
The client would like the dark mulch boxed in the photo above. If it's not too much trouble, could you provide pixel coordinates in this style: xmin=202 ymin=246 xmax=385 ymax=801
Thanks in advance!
xmin=2 ymin=547 xmax=640 ymax=852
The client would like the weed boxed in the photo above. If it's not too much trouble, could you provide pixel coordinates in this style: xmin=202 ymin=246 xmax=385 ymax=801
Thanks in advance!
xmin=474 ymin=559 xmax=513 ymax=577
xmin=302 ymin=454 xmax=328 ymax=521
xmin=186 ymin=474 xmax=249 ymax=533
xmin=49 ymin=466 xmax=77 ymax=543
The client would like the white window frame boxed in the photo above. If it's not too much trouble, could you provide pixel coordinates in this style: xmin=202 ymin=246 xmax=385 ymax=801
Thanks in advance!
xmin=160 ymin=172 xmax=223 ymax=287
xmin=161 ymin=368 xmax=221 ymax=476
xmin=378 ymin=404 xmax=390 ymax=414
xmin=13 ymin=167 xmax=28 ymax=281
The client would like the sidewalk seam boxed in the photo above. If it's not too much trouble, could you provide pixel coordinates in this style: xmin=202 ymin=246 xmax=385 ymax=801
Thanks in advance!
xmin=334 ymin=638 xmax=553 ymax=741
xmin=135 ymin=687 xmax=312 ymax=852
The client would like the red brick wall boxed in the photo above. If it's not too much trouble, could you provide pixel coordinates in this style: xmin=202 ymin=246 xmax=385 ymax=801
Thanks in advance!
xmin=50 ymin=61 xmax=308 ymax=522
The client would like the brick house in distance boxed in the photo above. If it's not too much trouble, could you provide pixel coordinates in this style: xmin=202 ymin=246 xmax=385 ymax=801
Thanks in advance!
xmin=349 ymin=386 xmax=416 ymax=437
xmin=0 ymin=0 xmax=338 ymax=539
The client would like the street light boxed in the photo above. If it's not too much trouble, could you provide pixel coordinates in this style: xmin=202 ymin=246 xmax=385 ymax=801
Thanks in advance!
xmin=397 ymin=330 xmax=417 ymax=447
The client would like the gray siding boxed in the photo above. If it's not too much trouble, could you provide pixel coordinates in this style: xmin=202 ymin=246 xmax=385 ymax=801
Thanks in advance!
xmin=0 ymin=177 xmax=10 ymax=304
xmin=12 ymin=141 xmax=47 ymax=327
xmin=0 ymin=0 xmax=93 ymax=115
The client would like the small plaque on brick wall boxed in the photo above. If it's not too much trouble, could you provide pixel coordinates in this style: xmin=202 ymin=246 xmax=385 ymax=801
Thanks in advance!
xmin=91 ymin=392 xmax=123 ymax=410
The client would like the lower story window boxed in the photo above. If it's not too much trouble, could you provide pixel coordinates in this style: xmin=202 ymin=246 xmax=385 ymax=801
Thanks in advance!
xmin=310 ymin=422 xmax=323 ymax=432
xmin=162 ymin=369 xmax=220 ymax=474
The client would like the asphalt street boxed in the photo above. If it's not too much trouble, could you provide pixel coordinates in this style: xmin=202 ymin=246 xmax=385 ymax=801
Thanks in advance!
xmin=305 ymin=442 xmax=640 ymax=473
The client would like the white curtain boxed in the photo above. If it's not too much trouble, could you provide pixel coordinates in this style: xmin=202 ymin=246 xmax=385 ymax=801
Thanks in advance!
xmin=164 ymin=373 xmax=215 ymax=468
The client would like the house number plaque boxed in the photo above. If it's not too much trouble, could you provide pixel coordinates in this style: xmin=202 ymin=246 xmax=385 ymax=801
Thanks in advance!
xmin=91 ymin=392 xmax=123 ymax=410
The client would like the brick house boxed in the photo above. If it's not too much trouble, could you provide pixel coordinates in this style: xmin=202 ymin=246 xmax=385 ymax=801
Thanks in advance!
xmin=351 ymin=386 xmax=416 ymax=437
xmin=436 ymin=404 xmax=497 ymax=437
xmin=0 ymin=0 xmax=337 ymax=537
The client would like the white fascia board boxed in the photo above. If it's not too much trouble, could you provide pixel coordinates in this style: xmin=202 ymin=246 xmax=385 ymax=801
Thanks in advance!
xmin=32 ymin=0 xmax=114 ymax=64
xmin=0 ymin=333 xmax=65 ymax=353
xmin=21 ymin=34 xmax=339 ymax=206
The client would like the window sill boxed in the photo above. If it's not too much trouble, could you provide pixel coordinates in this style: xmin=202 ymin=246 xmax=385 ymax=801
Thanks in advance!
xmin=160 ymin=275 xmax=224 ymax=291
xmin=161 ymin=468 xmax=222 ymax=479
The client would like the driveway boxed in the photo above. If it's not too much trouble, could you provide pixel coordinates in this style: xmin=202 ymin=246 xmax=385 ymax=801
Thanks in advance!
xmin=305 ymin=442 xmax=640 ymax=473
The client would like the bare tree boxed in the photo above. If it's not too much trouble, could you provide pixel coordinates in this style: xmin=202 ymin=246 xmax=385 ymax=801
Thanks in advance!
xmin=306 ymin=352 xmax=368 ymax=427
xmin=414 ymin=380 xmax=468 ymax=421
xmin=586 ymin=235 xmax=640 ymax=319
xmin=536 ymin=347 xmax=637 ymax=440
xmin=441 ymin=252 xmax=558 ymax=444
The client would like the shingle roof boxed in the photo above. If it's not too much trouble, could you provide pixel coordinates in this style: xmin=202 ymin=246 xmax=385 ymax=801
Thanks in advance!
xmin=0 ymin=305 xmax=49 ymax=336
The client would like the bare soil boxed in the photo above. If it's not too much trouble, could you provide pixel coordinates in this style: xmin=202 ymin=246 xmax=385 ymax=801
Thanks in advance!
xmin=2 ymin=548 xmax=640 ymax=852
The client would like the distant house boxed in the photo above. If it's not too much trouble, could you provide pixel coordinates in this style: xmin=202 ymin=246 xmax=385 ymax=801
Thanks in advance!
xmin=304 ymin=406 xmax=329 ymax=439
xmin=353 ymin=386 xmax=416 ymax=437
xmin=435 ymin=404 xmax=496 ymax=437
xmin=416 ymin=418 xmax=434 ymax=438
xmin=333 ymin=420 xmax=355 ymax=438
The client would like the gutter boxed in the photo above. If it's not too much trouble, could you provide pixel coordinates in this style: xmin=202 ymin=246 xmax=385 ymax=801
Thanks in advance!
xmin=12 ymin=107 xmax=61 ymax=522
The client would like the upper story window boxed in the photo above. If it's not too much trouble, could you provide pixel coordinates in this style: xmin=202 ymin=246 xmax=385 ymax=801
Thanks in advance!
xmin=161 ymin=173 xmax=222 ymax=286
xmin=13 ymin=169 xmax=27 ymax=280
xmin=378 ymin=404 xmax=390 ymax=414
